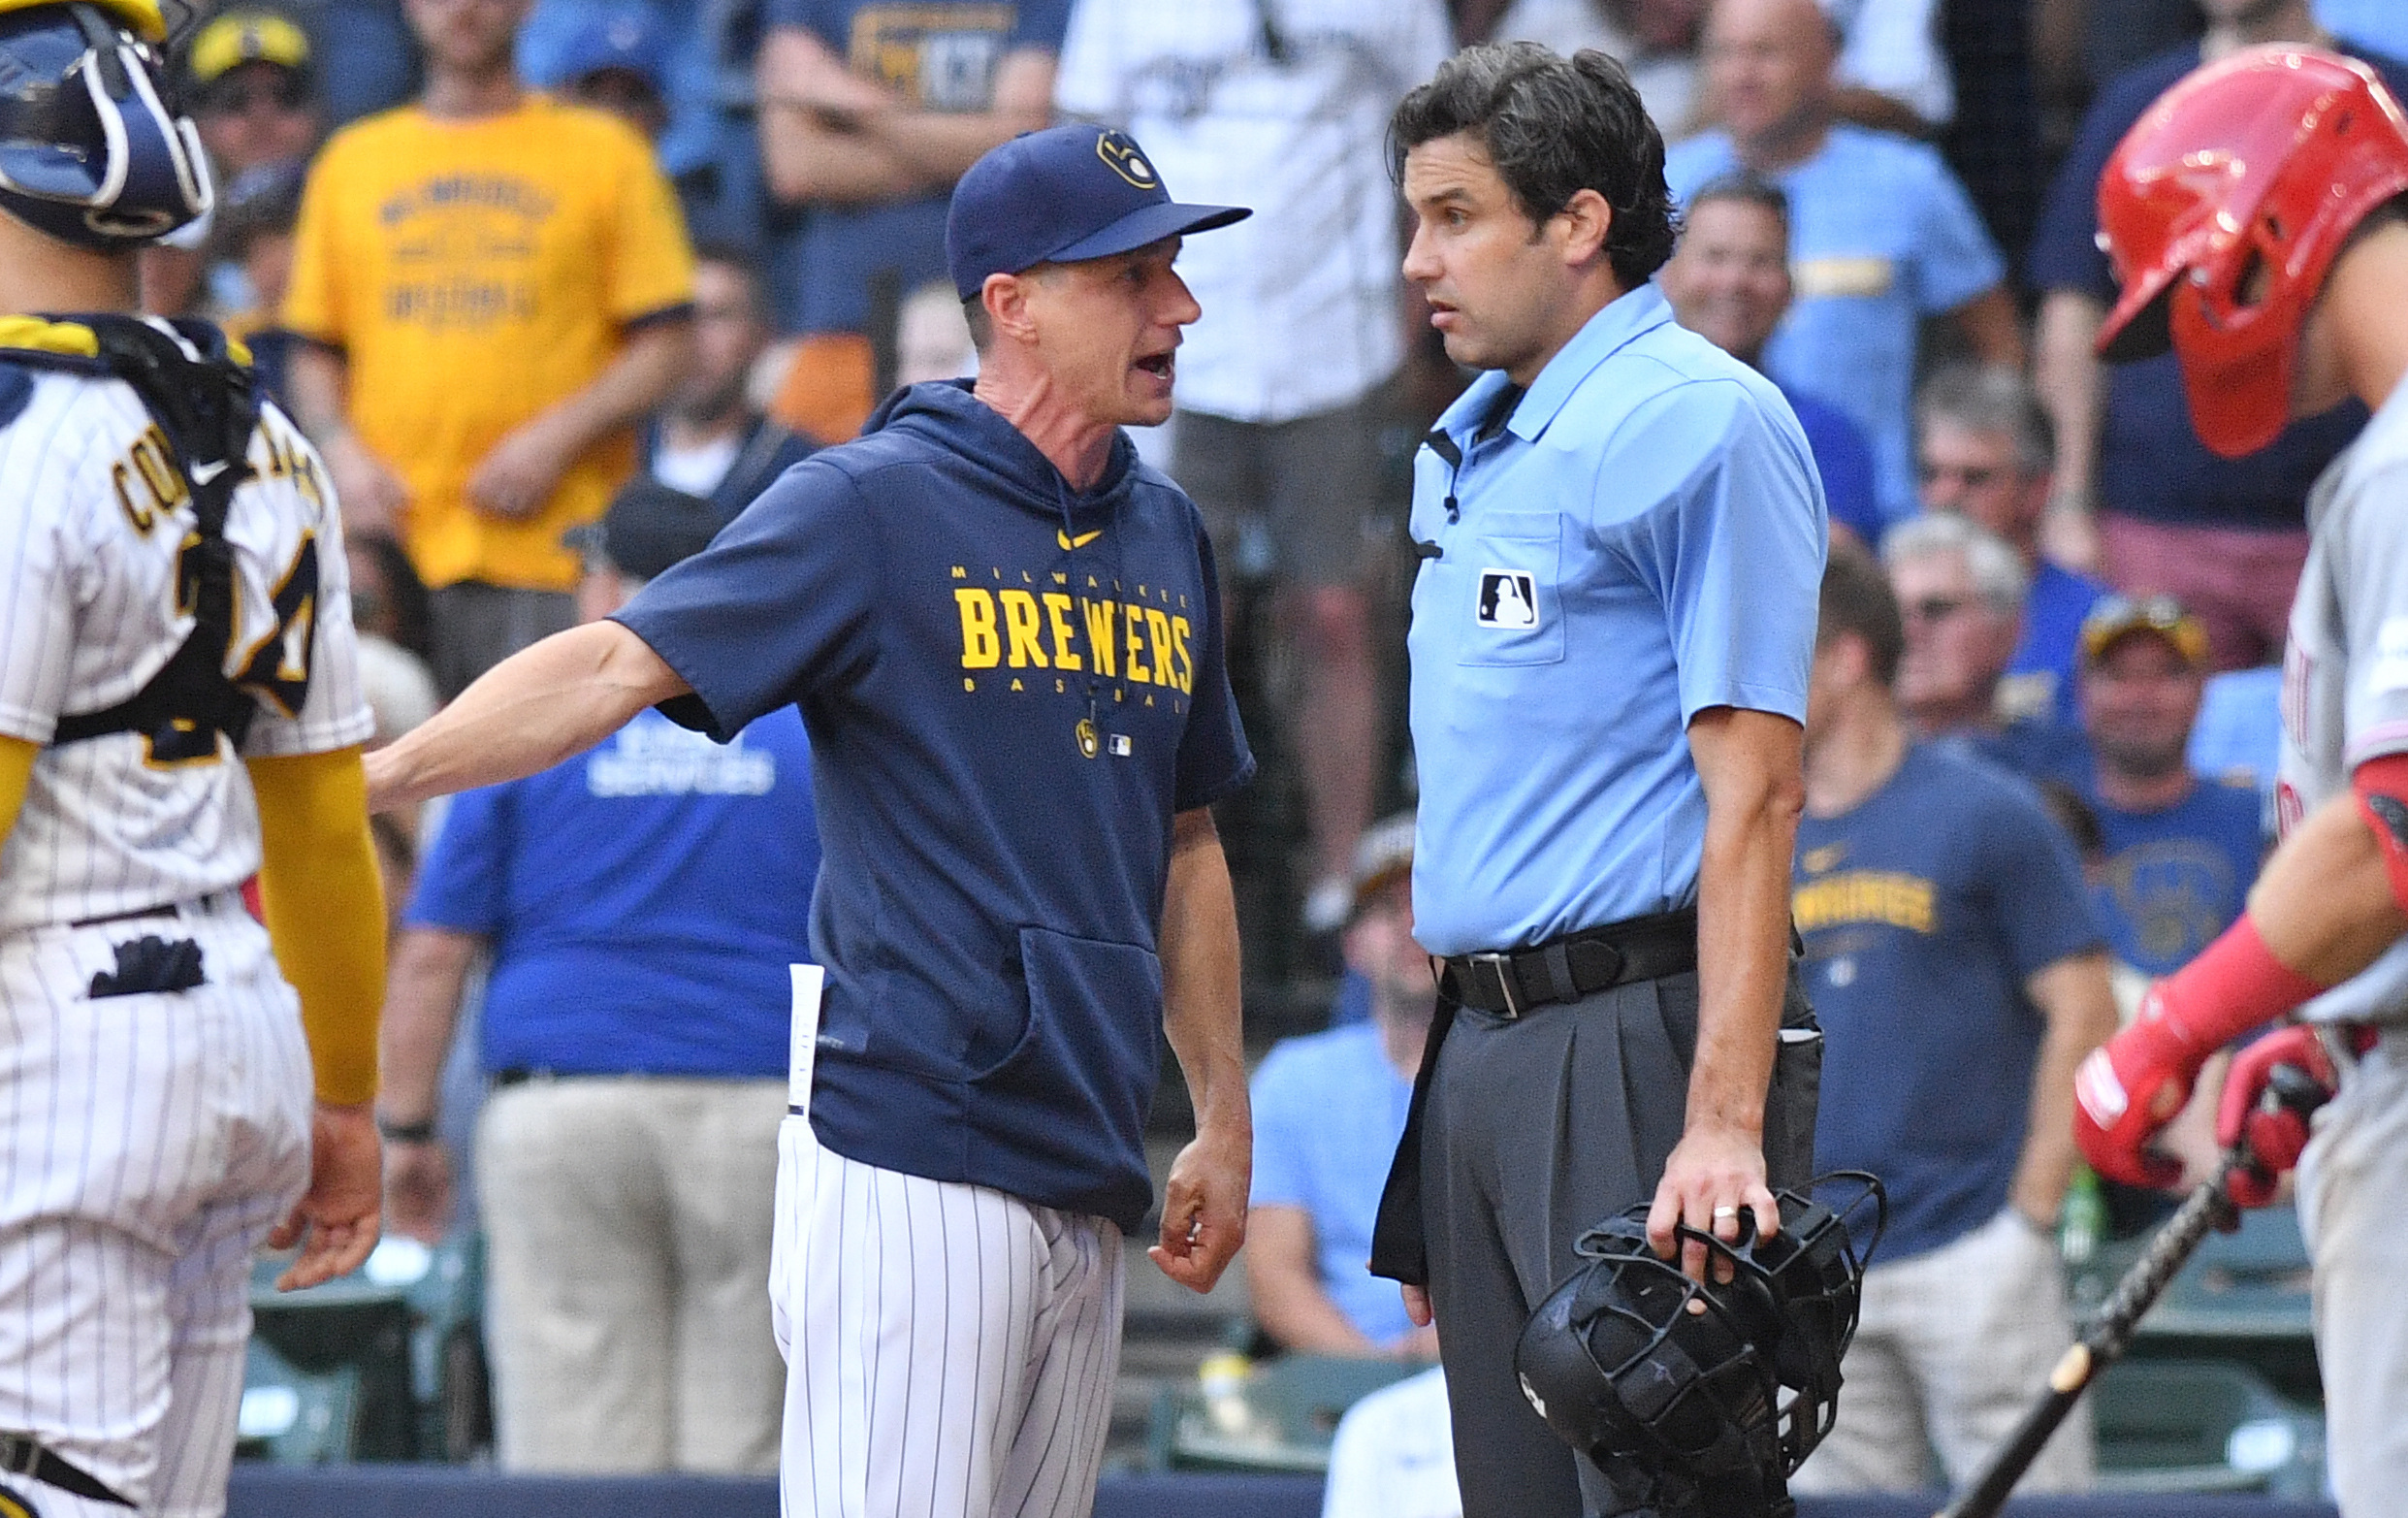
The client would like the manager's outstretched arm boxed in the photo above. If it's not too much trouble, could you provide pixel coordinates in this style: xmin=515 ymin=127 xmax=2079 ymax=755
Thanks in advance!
xmin=366 ymin=621 xmax=690 ymax=812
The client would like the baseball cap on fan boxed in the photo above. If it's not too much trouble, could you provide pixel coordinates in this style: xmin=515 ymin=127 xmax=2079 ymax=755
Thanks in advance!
xmin=187 ymin=9 xmax=312 ymax=88
xmin=946 ymin=123 xmax=1250 ymax=301
xmin=2078 ymin=594 xmax=2208 ymax=668
xmin=565 ymin=480 xmax=722 ymax=582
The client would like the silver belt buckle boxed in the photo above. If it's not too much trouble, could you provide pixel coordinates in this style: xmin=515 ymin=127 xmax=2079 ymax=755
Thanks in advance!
xmin=1469 ymin=952 xmax=1524 ymax=1018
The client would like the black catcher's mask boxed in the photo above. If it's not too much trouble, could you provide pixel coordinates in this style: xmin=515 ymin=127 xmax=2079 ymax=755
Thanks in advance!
xmin=1514 ymin=1174 xmax=1887 ymax=1518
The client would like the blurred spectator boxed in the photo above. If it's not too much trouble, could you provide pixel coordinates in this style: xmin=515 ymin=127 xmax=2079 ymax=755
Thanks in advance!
xmin=283 ymin=0 xmax=696 ymax=697
xmin=1791 ymin=541 xmax=2111 ymax=1497
xmin=207 ymin=162 xmax=310 ymax=406
xmin=1658 ymin=171 xmax=1881 ymax=547
xmin=894 ymin=276 xmax=978 ymax=385
xmin=1057 ymin=0 xmax=1450 ymax=933
xmin=1491 ymin=0 xmax=1706 ymax=134
xmin=188 ymin=9 xmax=326 ymax=178
xmin=525 ymin=1 xmax=673 ymax=139
xmin=638 ymin=245 xmax=816 ymax=520
xmin=1935 ymin=0 xmax=2043 ymax=269
xmin=276 ymin=0 xmax=423 ymax=126
xmin=2189 ymin=663 xmax=2285 ymax=797
xmin=2028 ymin=0 xmax=2407 ymax=663
xmin=2075 ymin=597 xmax=2264 ymax=982
xmin=144 ymin=8 xmax=327 ymax=318
xmin=754 ymin=0 xmax=1061 ymax=440
xmin=1246 ymin=816 xmax=1439 ymax=1358
xmin=1883 ymin=512 xmax=2089 ymax=786
xmin=522 ymin=0 xmax=777 ymax=248
xmin=1820 ymin=0 xmax=1953 ymax=132
xmin=377 ymin=486 xmax=818 ymax=1473
xmin=1667 ymin=0 xmax=2022 ymax=527
xmin=2316 ymin=0 xmax=2408 ymax=55
xmin=1915 ymin=365 xmax=2106 ymax=726
xmin=356 ymin=636 xmax=443 ymax=752
xmin=2077 ymin=0 xmax=2200 ymax=86
xmin=1322 ymin=1365 xmax=1461 ymax=1518
xmin=349 ymin=532 xmax=439 ymax=666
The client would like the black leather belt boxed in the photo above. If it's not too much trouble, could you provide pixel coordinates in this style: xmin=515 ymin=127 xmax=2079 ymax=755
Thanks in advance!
xmin=0 ymin=1432 xmax=133 ymax=1506
xmin=67 ymin=889 xmax=238 ymax=931
xmin=1439 ymin=906 xmax=1699 ymax=1018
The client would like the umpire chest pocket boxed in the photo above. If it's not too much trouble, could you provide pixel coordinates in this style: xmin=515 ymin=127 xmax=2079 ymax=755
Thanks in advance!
xmin=1456 ymin=512 xmax=1565 ymax=667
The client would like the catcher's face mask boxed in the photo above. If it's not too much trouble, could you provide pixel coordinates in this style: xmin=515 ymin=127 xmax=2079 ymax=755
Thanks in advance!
xmin=1515 ymin=1175 xmax=1887 ymax=1514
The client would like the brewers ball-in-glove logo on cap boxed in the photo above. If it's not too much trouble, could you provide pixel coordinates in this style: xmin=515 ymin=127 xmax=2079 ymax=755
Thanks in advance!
xmin=1096 ymin=130 xmax=1157 ymax=190
xmin=946 ymin=121 xmax=1251 ymax=302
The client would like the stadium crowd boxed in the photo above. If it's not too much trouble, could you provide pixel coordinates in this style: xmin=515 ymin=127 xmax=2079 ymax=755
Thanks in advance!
xmin=144 ymin=0 xmax=2399 ymax=1496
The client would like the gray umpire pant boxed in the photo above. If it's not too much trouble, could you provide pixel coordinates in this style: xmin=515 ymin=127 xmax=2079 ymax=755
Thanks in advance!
xmin=1422 ymin=967 xmax=1820 ymax=1518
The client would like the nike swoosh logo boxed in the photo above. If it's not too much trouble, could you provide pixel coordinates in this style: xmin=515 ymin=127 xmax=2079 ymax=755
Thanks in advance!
xmin=1058 ymin=528 xmax=1103 ymax=550
xmin=191 ymin=460 xmax=229 ymax=483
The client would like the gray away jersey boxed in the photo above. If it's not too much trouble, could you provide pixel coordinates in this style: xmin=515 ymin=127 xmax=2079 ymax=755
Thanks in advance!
xmin=2281 ymin=374 xmax=2408 ymax=1024
xmin=0 ymin=359 xmax=371 ymax=933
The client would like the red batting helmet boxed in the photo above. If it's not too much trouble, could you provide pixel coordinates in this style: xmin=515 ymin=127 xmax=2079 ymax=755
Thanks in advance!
xmin=2094 ymin=46 xmax=2408 ymax=458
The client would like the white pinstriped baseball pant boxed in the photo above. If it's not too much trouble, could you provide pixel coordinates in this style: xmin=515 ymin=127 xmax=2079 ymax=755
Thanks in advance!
xmin=770 ymin=969 xmax=1124 ymax=1518
xmin=0 ymin=907 xmax=311 ymax=1518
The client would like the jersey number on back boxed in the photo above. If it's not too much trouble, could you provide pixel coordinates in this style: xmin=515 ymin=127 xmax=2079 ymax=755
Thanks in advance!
xmin=171 ymin=528 xmax=322 ymax=725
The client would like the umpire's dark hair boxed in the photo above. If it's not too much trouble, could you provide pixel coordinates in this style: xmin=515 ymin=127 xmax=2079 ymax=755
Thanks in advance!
xmin=1389 ymin=43 xmax=1680 ymax=288
xmin=1817 ymin=537 xmax=1905 ymax=689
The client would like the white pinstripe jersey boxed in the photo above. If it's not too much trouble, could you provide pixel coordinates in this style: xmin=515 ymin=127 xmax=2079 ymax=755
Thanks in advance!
xmin=2281 ymin=373 xmax=2408 ymax=1024
xmin=0 ymin=345 xmax=372 ymax=934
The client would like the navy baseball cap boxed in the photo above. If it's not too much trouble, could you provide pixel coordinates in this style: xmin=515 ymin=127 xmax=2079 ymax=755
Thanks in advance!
xmin=947 ymin=123 xmax=1249 ymax=301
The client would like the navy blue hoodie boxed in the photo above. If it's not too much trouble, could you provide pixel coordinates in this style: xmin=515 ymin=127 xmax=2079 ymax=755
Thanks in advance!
xmin=616 ymin=379 xmax=1253 ymax=1231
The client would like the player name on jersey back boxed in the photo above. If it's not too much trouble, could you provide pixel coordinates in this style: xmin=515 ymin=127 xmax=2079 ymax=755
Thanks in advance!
xmin=0 ymin=363 xmax=371 ymax=932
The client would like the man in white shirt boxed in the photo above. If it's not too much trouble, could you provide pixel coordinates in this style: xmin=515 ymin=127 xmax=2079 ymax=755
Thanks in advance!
xmin=1323 ymin=1366 xmax=1461 ymax=1518
xmin=1056 ymin=0 xmax=1454 ymax=931
xmin=637 ymin=246 xmax=816 ymax=523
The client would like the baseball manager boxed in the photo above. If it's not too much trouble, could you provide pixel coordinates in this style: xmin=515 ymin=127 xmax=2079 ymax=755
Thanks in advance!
xmin=369 ymin=121 xmax=1256 ymax=1518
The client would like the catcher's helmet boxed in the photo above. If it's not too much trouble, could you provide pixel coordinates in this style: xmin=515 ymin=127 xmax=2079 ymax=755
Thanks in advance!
xmin=2094 ymin=46 xmax=2408 ymax=459
xmin=0 ymin=0 xmax=212 ymax=248
xmin=1515 ymin=1176 xmax=1885 ymax=1518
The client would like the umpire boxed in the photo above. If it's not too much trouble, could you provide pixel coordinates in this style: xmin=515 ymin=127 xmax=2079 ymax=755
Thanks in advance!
xmin=368 ymin=122 xmax=1256 ymax=1518
xmin=1371 ymin=45 xmax=1828 ymax=1518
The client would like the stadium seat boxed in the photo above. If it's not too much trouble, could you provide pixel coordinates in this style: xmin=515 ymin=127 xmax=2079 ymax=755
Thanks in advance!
xmin=2090 ymin=1358 xmax=2327 ymax=1500
xmin=241 ymin=1233 xmax=490 ymax=1463
xmin=1149 ymin=1354 xmax=1426 ymax=1472
xmin=235 ymin=1337 xmax=363 ymax=1467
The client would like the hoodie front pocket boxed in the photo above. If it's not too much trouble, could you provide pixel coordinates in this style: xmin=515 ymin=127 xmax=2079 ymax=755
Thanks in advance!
xmin=979 ymin=926 xmax=1165 ymax=1149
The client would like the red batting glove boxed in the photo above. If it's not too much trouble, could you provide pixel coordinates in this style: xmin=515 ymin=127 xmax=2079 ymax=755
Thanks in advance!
xmin=2074 ymin=914 xmax=2328 ymax=1190
xmin=2214 ymin=1025 xmax=2338 ymax=1209
xmin=2074 ymin=1001 xmax=2207 ymax=1189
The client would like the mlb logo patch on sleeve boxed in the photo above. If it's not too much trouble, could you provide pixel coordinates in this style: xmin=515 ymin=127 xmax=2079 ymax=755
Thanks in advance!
xmin=1477 ymin=570 xmax=1538 ymax=630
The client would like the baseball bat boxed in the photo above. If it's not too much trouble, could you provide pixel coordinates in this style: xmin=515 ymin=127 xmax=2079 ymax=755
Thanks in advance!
xmin=1937 ymin=1057 xmax=2333 ymax=1518
xmin=1931 ymin=1170 xmax=2238 ymax=1518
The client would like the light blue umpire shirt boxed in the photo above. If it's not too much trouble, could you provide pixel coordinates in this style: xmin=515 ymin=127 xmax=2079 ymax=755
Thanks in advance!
xmin=1408 ymin=282 xmax=1827 ymax=959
